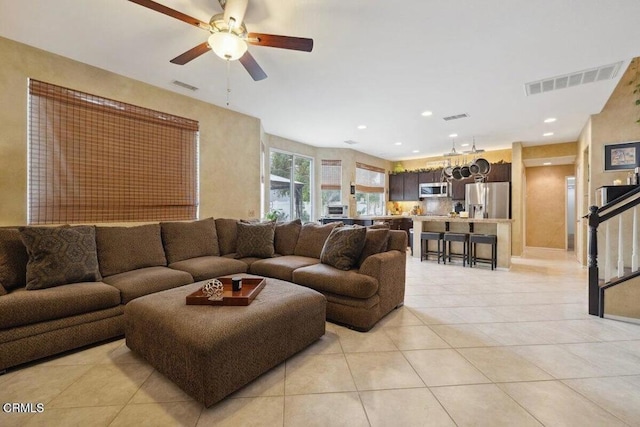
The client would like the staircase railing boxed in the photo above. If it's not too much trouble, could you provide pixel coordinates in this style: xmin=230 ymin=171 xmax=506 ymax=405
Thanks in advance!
xmin=588 ymin=186 xmax=640 ymax=316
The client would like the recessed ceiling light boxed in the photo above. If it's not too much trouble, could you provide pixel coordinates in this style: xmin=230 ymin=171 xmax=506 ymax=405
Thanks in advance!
xmin=421 ymin=111 xmax=433 ymax=117
xmin=449 ymin=133 xmax=458 ymax=138
xmin=412 ymin=150 xmax=420 ymax=153
xmin=394 ymin=142 xmax=402 ymax=146
xmin=357 ymin=125 xmax=367 ymax=130
xmin=461 ymin=143 xmax=470 ymax=147
xmin=543 ymin=162 xmax=552 ymax=166
xmin=543 ymin=132 xmax=554 ymax=136
xmin=544 ymin=117 xmax=557 ymax=123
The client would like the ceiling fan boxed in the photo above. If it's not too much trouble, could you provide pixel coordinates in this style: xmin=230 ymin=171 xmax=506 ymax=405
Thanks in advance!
xmin=129 ymin=0 xmax=314 ymax=81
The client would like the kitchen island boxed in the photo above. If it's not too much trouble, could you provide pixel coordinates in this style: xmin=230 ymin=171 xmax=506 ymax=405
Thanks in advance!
xmin=412 ymin=216 xmax=513 ymax=269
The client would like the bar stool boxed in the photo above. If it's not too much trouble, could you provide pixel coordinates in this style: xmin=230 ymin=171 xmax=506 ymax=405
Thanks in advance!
xmin=421 ymin=232 xmax=444 ymax=263
xmin=469 ymin=234 xmax=498 ymax=270
xmin=443 ymin=232 xmax=469 ymax=266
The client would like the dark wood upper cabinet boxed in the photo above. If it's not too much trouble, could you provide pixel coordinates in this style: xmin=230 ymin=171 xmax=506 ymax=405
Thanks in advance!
xmin=403 ymin=172 xmax=419 ymax=201
xmin=487 ymin=163 xmax=512 ymax=182
xmin=418 ymin=169 xmax=443 ymax=184
xmin=451 ymin=176 xmax=473 ymax=200
xmin=389 ymin=174 xmax=404 ymax=201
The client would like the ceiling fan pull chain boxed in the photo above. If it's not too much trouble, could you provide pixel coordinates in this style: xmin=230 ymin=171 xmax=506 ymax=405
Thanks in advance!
xmin=226 ymin=59 xmax=231 ymax=106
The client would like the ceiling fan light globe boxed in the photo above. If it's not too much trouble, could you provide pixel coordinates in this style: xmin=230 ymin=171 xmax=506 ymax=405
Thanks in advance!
xmin=208 ymin=32 xmax=247 ymax=61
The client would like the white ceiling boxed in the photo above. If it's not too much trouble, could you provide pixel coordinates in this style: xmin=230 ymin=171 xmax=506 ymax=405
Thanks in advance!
xmin=1 ymin=0 xmax=640 ymax=161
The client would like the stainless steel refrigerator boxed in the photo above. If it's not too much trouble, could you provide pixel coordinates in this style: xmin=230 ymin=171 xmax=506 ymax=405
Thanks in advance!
xmin=465 ymin=182 xmax=510 ymax=219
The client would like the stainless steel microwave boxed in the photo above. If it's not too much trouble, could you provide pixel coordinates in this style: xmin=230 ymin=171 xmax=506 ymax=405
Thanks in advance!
xmin=419 ymin=182 xmax=449 ymax=198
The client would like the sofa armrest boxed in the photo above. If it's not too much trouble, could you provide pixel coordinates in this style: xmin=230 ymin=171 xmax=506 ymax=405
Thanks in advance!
xmin=359 ymin=250 xmax=406 ymax=313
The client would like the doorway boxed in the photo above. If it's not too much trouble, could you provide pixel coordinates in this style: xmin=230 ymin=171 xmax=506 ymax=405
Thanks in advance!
xmin=566 ymin=176 xmax=576 ymax=251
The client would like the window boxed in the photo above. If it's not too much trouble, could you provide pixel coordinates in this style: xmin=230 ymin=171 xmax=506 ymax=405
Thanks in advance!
xmin=27 ymin=80 xmax=198 ymax=224
xmin=321 ymin=160 xmax=342 ymax=214
xmin=269 ymin=150 xmax=313 ymax=222
xmin=355 ymin=162 xmax=385 ymax=215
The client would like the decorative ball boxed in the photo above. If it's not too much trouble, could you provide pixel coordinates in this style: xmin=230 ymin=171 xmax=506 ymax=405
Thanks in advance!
xmin=202 ymin=279 xmax=224 ymax=301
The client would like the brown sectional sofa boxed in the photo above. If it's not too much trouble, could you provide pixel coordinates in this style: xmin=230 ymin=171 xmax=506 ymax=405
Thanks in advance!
xmin=0 ymin=218 xmax=406 ymax=371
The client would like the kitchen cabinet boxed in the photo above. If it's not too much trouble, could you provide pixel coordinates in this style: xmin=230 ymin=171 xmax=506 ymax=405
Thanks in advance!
xmin=403 ymin=172 xmax=419 ymax=201
xmin=487 ymin=163 xmax=511 ymax=182
xmin=418 ymin=169 xmax=443 ymax=184
xmin=389 ymin=174 xmax=404 ymax=201
xmin=389 ymin=172 xmax=419 ymax=201
xmin=451 ymin=176 xmax=473 ymax=200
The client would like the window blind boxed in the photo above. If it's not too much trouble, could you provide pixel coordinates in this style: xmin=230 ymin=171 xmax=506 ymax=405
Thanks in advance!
xmin=355 ymin=162 xmax=385 ymax=193
xmin=27 ymin=79 xmax=199 ymax=224
xmin=321 ymin=160 xmax=341 ymax=190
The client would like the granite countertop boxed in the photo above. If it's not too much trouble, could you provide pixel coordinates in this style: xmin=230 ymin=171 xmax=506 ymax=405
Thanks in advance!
xmin=411 ymin=215 xmax=513 ymax=224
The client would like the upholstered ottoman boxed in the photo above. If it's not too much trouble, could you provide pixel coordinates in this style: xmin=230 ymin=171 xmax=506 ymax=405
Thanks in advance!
xmin=125 ymin=276 xmax=326 ymax=407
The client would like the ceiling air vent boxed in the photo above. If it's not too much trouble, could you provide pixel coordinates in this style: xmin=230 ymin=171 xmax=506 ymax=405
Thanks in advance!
xmin=172 ymin=80 xmax=199 ymax=91
xmin=443 ymin=113 xmax=469 ymax=121
xmin=525 ymin=61 xmax=622 ymax=96
xmin=344 ymin=140 xmax=358 ymax=145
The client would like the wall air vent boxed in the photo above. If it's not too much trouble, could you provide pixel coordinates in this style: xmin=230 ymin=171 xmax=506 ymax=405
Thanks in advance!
xmin=172 ymin=80 xmax=199 ymax=91
xmin=525 ymin=61 xmax=623 ymax=96
xmin=443 ymin=113 xmax=469 ymax=121
xmin=344 ymin=140 xmax=358 ymax=145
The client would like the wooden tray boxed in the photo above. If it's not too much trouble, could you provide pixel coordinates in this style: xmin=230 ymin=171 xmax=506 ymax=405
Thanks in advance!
xmin=186 ymin=277 xmax=266 ymax=306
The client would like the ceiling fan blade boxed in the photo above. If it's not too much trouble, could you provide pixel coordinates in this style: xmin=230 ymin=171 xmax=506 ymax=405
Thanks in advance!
xmin=128 ymin=0 xmax=210 ymax=30
xmin=247 ymin=33 xmax=313 ymax=52
xmin=239 ymin=51 xmax=267 ymax=81
xmin=223 ymin=0 xmax=248 ymax=27
xmin=170 ymin=42 xmax=211 ymax=65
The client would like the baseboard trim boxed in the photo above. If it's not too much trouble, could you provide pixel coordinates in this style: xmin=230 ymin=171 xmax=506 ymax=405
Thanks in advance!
xmin=603 ymin=314 xmax=640 ymax=325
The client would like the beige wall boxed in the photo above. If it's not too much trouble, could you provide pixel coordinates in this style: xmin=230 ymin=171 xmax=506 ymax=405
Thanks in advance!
xmin=393 ymin=148 xmax=512 ymax=172
xmin=0 ymin=37 xmax=262 ymax=226
xmin=525 ymin=164 xmax=575 ymax=249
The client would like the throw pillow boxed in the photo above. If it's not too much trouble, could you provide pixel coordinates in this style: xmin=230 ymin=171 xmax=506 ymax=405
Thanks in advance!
xmin=358 ymin=228 xmax=390 ymax=267
xmin=0 ymin=228 xmax=29 ymax=291
xmin=294 ymin=222 xmax=342 ymax=258
xmin=161 ymin=217 xmax=220 ymax=264
xmin=19 ymin=225 xmax=102 ymax=290
xmin=215 ymin=218 xmax=238 ymax=255
xmin=320 ymin=225 xmax=367 ymax=271
xmin=96 ymin=224 xmax=167 ymax=277
xmin=235 ymin=221 xmax=276 ymax=258
xmin=274 ymin=219 xmax=302 ymax=255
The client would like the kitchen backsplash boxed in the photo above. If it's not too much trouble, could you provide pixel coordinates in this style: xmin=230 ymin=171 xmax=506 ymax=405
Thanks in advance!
xmin=391 ymin=198 xmax=456 ymax=215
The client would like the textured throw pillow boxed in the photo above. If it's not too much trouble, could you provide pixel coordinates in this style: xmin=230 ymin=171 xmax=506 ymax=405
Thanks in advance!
xmin=235 ymin=221 xmax=276 ymax=258
xmin=96 ymin=224 xmax=167 ymax=277
xmin=294 ymin=222 xmax=342 ymax=258
xmin=161 ymin=217 xmax=220 ymax=264
xmin=0 ymin=228 xmax=29 ymax=291
xmin=19 ymin=226 xmax=102 ymax=290
xmin=358 ymin=228 xmax=390 ymax=267
xmin=320 ymin=226 xmax=367 ymax=271
xmin=274 ymin=219 xmax=302 ymax=255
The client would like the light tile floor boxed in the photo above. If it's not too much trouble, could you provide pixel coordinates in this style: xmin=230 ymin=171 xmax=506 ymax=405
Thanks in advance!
xmin=2 ymin=248 xmax=640 ymax=426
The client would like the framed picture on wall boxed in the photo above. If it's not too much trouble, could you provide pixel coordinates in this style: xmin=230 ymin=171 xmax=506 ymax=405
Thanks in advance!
xmin=604 ymin=141 xmax=640 ymax=171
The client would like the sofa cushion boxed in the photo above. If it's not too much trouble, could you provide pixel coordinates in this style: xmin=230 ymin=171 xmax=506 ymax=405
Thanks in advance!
xmin=101 ymin=266 xmax=193 ymax=304
xmin=320 ymin=226 xmax=366 ymax=271
xmin=358 ymin=228 xmax=390 ymax=267
xmin=20 ymin=226 xmax=102 ymax=290
xmin=161 ymin=217 xmax=220 ymax=263
xmin=215 ymin=218 xmax=238 ymax=256
xmin=96 ymin=224 xmax=167 ymax=277
xmin=169 ymin=256 xmax=248 ymax=282
xmin=294 ymin=222 xmax=342 ymax=259
xmin=0 ymin=284 xmax=6 ymax=295
xmin=249 ymin=255 xmax=319 ymax=282
xmin=0 ymin=228 xmax=29 ymax=291
xmin=274 ymin=219 xmax=302 ymax=255
xmin=0 ymin=282 xmax=121 ymax=329
xmin=293 ymin=263 xmax=379 ymax=299
xmin=235 ymin=221 xmax=276 ymax=258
